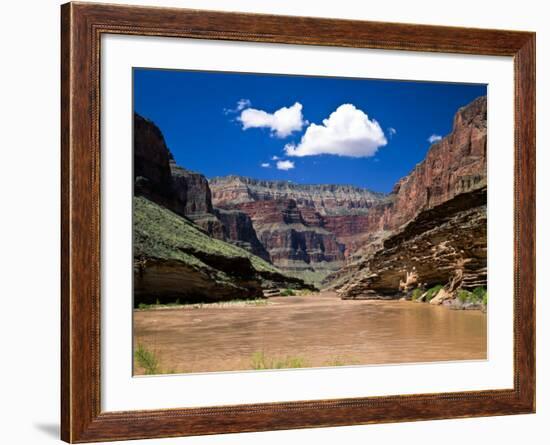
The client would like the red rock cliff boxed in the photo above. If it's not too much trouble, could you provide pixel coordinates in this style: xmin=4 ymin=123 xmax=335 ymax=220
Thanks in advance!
xmin=134 ymin=113 xmax=270 ymax=260
xmin=329 ymin=96 xmax=488 ymax=298
xmin=388 ymin=96 xmax=487 ymax=228
xmin=210 ymin=177 xmax=389 ymax=283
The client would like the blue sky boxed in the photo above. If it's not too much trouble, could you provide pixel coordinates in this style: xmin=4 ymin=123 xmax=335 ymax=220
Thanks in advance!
xmin=134 ymin=68 xmax=486 ymax=193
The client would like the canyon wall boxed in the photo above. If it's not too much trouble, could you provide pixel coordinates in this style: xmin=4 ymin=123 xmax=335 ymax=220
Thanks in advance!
xmin=337 ymin=188 xmax=487 ymax=299
xmin=133 ymin=114 xmax=310 ymax=302
xmin=134 ymin=94 xmax=487 ymax=296
xmin=331 ymin=96 xmax=488 ymax=299
xmin=387 ymin=96 xmax=487 ymax=228
xmin=134 ymin=113 xmax=268 ymax=260
xmin=210 ymin=177 xmax=390 ymax=283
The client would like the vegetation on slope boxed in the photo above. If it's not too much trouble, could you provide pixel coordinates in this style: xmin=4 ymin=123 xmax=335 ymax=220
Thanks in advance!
xmin=134 ymin=196 xmax=280 ymax=275
xmin=133 ymin=196 xmax=312 ymax=304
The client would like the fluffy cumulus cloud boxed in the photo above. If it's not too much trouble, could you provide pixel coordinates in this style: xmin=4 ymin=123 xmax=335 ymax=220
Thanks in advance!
xmin=276 ymin=160 xmax=295 ymax=170
xmin=238 ymin=102 xmax=305 ymax=138
xmin=260 ymin=162 xmax=271 ymax=168
xmin=428 ymin=134 xmax=442 ymax=143
xmin=284 ymin=104 xmax=387 ymax=158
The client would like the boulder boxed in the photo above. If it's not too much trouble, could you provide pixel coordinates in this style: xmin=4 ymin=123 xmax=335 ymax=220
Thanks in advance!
xmin=429 ymin=288 xmax=453 ymax=305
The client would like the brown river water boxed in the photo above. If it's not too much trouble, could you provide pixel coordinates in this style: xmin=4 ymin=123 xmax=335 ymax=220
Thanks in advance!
xmin=133 ymin=291 xmax=486 ymax=375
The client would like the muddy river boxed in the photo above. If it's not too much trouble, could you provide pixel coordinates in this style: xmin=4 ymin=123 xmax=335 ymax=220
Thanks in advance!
xmin=133 ymin=291 xmax=486 ymax=375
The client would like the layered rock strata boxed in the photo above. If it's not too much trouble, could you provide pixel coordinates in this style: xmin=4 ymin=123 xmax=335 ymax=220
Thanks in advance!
xmin=134 ymin=113 xmax=270 ymax=260
xmin=133 ymin=114 xmax=310 ymax=302
xmin=337 ymin=187 xmax=487 ymax=299
xmin=134 ymin=196 xmax=311 ymax=304
xmin=332 ymin=96 xmax=488 ymax=299
xmin=387 ymin=96 xmax=487 ymax=228
xmin=210 ymin=177 xmax=390 ymax=284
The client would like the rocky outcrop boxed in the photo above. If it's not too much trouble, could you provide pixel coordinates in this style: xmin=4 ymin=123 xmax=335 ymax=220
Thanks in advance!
xmin=323 ymin=202 xmax=394 ymax=259
xmin=133 ymin=113 xmax=313 ymax=301
xmin=134 ymin=114 xmax=182 ymax=213
xmin=234 ymin=199 xmax=347 ymax=283
xmin=338 ymin=187 xmax=487 ymax=300
xmin=210 ymin=177 xmax=389 ymax=284
xmin=387 ymin=96 xmax=487 ymax=228
xmin=170 ymin=162 xmax=226 ymax=239
xmin=325 ymin=96 xmax=487 ymax=297
xmin=133 ymin=196 xmax=312 ymax=304
xmin=210 ymin=177 xmax=386 ymax=214
xmin=134 ymin=113 xmax=278 ymax=259
xmin=215 ymin=208 xmax=270 ymax=261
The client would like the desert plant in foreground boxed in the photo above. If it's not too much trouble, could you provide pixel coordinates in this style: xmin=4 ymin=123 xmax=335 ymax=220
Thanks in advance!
xmin=280 ymin=288 xmax=296 ymax=296
xmin=250 ymin=351 xmax=307 ymax=370
xmin=325 ymin=358 xmax=346 ymax=367
xmin=134 ymin=344 xmax=160 ymax=375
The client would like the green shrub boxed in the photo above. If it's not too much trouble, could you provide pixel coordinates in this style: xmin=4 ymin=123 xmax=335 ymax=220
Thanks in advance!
xmin=472 ymin=287 xmax=487 ymax=304
xmin=411 ymin=288 xmax=423 ymax=301
xmin=458 ymin=289 xmax=473 ymax=303
xmin=134 ymin=344 xmax=160 ymax=375
xmin=250 ymin=351 xmax=306 ymax=370
xmin=458 ymin=287 xmax=487 ymax=305
xmin=280 ymin=357 xmax=306 ymax=369
xmin=325 ymin=358 xmax=345 ymax=367
xmin=280 ymin=288 xmax=296 ymax=296
xmin=425 ymin=285 xmax=444 ymax=302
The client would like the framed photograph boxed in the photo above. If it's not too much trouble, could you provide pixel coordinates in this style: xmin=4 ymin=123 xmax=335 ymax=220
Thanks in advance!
xmin=61 ymin=2 xmax=535 ymax=442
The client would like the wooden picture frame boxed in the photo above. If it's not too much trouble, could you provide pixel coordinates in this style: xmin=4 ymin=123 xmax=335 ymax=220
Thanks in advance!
xmin=61 ymin=2 xmax=535 ymax=442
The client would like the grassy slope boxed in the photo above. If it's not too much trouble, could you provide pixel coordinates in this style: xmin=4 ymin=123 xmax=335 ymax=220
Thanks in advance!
xmin=134 ymin=196 xmax=282 ymax=276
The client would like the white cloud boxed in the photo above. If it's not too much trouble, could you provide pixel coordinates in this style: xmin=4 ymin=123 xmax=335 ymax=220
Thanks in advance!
xmin=224 ymin=98 xmax=252 ymax=115
xmin=271 ymin=155 xmax=280 ymax=160
xmin=239 ymin=102 xmax=305 ymax=138
xmin=284 ymin=104 xmax=387 ymax=158
xmin=276 ymin=160 xmax=295 ymax=170
xmin=260 ymin=162 xmax=271 ymax=168
xmin=236 ymin=98 xmax=252 ymax=111
xmin=428 ymin=134 xmax=443 ymax=143
xmin=388 ymin=127 xmax=397 ymax=137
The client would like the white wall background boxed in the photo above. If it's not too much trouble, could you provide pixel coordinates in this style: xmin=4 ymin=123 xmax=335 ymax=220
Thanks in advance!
xmin=0 ymin=1 xmax=545 ymax=444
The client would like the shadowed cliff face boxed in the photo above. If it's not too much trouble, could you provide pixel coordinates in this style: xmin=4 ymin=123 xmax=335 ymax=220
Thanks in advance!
xmin=215 ymin=209 xmax=271 ymax=261
xmin=133 ymin=113 xmax=269 ymax=261
xmin=134 ymin=114 xmax=182 ymax=214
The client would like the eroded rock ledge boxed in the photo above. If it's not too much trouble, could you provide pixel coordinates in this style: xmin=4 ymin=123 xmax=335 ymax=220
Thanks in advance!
xmin=337 ymin=187 xmax=486 ymax=300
